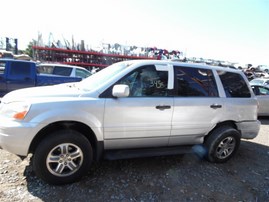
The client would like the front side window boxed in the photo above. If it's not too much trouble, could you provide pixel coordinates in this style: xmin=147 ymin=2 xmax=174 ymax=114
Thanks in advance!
xmin=118 ymin=65 xmax=169 ymax=97
xmin=175 ymin=66 xmax=218 ymax=97
xmin=218 ymin=71 xmax=251 ymax=98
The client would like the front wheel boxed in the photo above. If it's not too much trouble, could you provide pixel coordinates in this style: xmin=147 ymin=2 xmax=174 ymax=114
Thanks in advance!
xmin=32 ymin=130 xmax=93 ymax=185
xmin=204 ymin=126 xmax=241 ymax=163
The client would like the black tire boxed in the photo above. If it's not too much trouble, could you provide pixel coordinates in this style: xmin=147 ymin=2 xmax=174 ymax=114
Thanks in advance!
xmin=204 ymin=126 xmax=241 ymax=163
xmin=32 ymin=130 xmax=93 ymax=185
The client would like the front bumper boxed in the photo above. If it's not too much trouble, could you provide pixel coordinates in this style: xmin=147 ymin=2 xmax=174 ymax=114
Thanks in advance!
xmin=0 ymin=118 xmax=44 ymax=156
xmin=236 ymin=120 xmax=261 ymax=139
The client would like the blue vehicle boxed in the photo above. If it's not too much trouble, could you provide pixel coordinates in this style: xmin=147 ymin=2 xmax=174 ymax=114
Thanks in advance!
xmin=0 ymin=59 xmax=82 ymax=97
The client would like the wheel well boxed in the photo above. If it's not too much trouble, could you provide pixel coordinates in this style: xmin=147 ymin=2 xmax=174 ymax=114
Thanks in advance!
xmin=215 ymin=121 xmax=237 ymax=129
xmin=29 ymin=121 xmax=102 ymax=160
xmin=205 ymin=121 xmax=238 ymax=141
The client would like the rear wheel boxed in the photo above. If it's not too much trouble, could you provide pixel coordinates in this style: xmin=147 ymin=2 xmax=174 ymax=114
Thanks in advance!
xmin=32 ymin=130 xmax=93 ymax=185
xmin=204 ymin=126 xmax=241 ymax=163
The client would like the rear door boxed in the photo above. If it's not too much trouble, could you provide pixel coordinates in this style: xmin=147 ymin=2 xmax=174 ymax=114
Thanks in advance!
xmin=217 ymin=70 xmax=254 ymax=120
xmin=169 ymin=65 xmax=223 ymax=146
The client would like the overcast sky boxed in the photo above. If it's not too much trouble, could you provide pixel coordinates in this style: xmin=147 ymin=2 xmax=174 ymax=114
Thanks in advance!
xmin=1 ymin=0 xmax=269 ymax=65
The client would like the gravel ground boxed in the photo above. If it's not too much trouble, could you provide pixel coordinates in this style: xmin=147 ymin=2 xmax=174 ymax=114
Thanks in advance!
xmin=0 ymin=118 xmax=269 ymax=202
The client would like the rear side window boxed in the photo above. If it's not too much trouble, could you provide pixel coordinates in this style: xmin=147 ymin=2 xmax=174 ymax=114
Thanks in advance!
xmin=218 ymin=71 xmax=251 ymax=98
xmin=174 ymin=66 xmax=218 ymax=97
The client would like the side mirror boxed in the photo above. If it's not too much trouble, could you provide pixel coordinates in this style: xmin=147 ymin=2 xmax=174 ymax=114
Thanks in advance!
xmin=112 ymin=84 xmax=130 ymax=98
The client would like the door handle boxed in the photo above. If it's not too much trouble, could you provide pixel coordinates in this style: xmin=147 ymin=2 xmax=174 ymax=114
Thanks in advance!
xmin=156 ymin=105 xmax=171 ymax=110
xmin=210 ymin=104 xmax=222 ymax=109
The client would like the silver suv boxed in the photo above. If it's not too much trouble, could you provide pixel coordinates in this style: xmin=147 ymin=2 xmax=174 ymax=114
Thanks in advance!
xmin=0 ymin=60 xmax=260 ymax=184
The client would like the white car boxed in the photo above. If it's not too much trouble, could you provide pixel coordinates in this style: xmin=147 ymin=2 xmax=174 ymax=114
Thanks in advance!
xmin=257 ymin=65 xmax=269 ymax=73
xmin=249 ymin=78 xmax=269 ymax=86
xmin=251 ymin=84 xmax=269 ymax=116
xmin=37 ymin=63 xmax=92 ymax=79
xmin=0 ymin=60 xmax=260 ymax=185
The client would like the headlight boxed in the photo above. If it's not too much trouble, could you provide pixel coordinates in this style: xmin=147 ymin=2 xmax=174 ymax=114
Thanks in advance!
xmin=0 ymin=101 xmax=31 ymax=120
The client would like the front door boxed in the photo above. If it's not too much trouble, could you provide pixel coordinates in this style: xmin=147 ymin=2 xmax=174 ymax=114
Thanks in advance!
xmin=6 ymin=61 xmax=35 ymax=93
xmin=103 ymin=64 xmax=173 ymax=149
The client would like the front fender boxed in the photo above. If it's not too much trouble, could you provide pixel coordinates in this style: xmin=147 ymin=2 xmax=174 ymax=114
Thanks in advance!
xmin=24 ymin=100 xmax=105 ymax=141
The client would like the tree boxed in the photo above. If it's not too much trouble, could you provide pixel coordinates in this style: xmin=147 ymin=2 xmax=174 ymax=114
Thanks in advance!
xmin=24 ymin=40 xmax=37 ymax=58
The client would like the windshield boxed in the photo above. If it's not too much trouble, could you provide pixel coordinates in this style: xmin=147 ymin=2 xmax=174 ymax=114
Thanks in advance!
xmin=78 ymin=61 xmax=132 ymax=91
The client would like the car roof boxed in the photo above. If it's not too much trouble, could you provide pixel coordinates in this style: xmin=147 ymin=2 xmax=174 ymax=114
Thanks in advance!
xmin=124 ymin=59 xmax=242 ymax=73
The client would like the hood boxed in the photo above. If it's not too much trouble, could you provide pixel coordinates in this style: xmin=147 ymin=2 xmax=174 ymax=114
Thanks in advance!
xmin=2 ymin=83 xmax=86 ymax=103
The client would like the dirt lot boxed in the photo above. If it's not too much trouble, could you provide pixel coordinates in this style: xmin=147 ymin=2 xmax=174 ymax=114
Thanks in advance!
xmin=0 ymin=118 xmax=269 ymax=202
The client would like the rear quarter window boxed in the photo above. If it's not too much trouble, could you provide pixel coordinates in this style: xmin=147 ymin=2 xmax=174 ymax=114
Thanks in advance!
xmin=53 ymin=66 xmax=72 ymax=76
xmin=218 ymin=71 xmax=251 ymax=98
